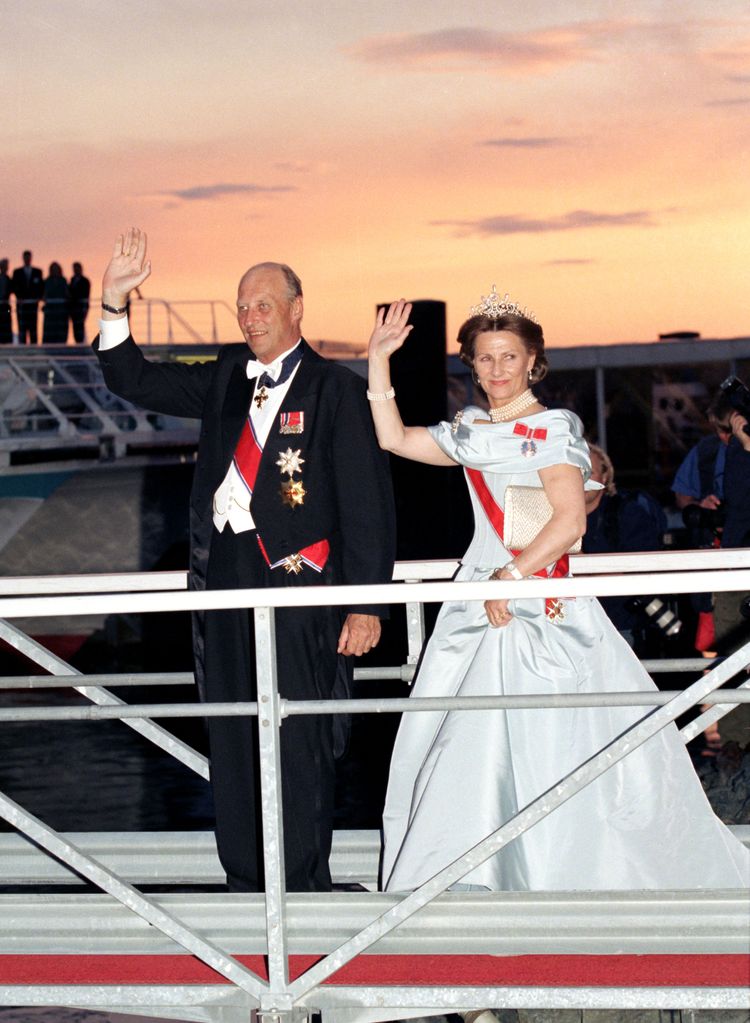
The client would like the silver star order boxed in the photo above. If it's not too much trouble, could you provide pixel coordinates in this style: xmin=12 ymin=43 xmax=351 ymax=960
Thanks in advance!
xmin=276 ymin=447 xmax=305 ymax=477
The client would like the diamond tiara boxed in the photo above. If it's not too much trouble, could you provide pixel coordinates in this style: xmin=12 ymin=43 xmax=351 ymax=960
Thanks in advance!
xmin=470 ymin=284 xmax=537 ymax=323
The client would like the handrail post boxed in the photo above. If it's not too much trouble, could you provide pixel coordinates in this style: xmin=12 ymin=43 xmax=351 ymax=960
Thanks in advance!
xmin=254 ymin=604 xmax=291 ymax=1008
xmin=404 ymin=577 xmax=426 ymax=668
xmin=405 ymin=600 xmax=425 ymax=667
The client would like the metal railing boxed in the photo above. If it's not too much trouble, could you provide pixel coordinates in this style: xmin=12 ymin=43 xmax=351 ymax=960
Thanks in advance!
xmin=0 ymin=550 xmax=749 ymax=1023
xmin=7 ymin=296 xmax=239 ymax=346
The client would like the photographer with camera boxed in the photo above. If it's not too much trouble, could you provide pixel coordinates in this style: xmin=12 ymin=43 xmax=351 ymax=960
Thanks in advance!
xmin=711 ymin=381 xmax=750 ymax=652
xmin=673 ymin=385 xmax=750 ymax=753
xmin=672 ymin=394 xmax=733 ymax=650
xmin=673 ymin=389 xmax=750 ymax=643
xmin=673 ymin=392 xmax=734 ymax=528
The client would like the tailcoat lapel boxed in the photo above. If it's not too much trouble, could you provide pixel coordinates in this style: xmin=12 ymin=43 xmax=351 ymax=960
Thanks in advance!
xmin=222 ymin=359 xmax=254 ymax=456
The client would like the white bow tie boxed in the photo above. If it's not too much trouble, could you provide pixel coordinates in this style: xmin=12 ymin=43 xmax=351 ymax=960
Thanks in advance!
xmin=245 ymin=359 xmax=280 ymax=382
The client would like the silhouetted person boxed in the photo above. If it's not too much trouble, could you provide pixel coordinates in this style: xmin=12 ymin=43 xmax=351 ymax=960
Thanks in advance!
xmin=42 ymin=262 xmax=69 ymax=344
xmin=0 ymin=259 xmax=11 ymax=344
xmin=69 ymin=261 xmax=91 ymax=343
xmin=12 ymin=250 xmax=43 ymax=344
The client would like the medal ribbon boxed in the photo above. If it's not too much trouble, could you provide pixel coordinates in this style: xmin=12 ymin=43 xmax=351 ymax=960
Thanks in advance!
xmin=465 ymin=467 xmax=568 ymax=618
xmin=513 ymin=422 xmax=547 ymax=441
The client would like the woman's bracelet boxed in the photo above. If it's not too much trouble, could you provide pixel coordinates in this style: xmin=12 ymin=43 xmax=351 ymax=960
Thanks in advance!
xmin=491 ymin=561 xmax=524 ymax=581
xmin=367 ymin=387 xmax=396 ymax=402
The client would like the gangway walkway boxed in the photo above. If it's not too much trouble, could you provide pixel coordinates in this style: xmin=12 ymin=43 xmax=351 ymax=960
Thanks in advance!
xmin=0 ymin=551 xmax=748 ymax=1023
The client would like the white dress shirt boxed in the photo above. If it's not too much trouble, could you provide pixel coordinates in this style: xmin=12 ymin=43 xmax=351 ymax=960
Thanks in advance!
xmin=97 ymin=317 xmax=301 ymax=534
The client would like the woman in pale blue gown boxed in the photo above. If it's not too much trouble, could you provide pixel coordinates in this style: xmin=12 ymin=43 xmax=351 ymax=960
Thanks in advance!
xmin=366 ymin=293 xmax=749 ymax=893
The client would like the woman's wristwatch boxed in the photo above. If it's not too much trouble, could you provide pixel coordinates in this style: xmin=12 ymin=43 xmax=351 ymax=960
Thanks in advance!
xmin=491 ymin=561 xmax=524 ymax=581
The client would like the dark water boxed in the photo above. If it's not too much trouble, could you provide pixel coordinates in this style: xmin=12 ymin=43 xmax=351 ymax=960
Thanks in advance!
xmin=0 ymin=620 xmax=406 ymax=835
xmin=0 ymin=689 xmax=215 ymax=833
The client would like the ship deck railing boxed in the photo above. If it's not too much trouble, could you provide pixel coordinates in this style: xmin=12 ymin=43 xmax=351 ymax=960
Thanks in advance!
xmin=0 ymin=307 xmax=364 ymax=474
xmin=0 ymin=549 xmax=748 ymax=1023
xmin=0 ymin=342 xmax=202 ymax=472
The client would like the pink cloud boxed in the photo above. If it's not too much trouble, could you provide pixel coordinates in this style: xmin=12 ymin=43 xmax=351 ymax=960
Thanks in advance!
xmin=480 ymin=137 xmax=574 ymax=148
xmin=707 ymin=36 xmax=750 ymax=72
xmin=432 ymin=209 xmax=658 ymax=236
xmin=159 ymin=183 xmax=295 ymax=202
xmin=347 ymin=20 xmax=684 ymax=77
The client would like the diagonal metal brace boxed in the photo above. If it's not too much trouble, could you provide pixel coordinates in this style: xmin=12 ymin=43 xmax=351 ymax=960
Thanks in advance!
xmin=0 ymin=788 xmax=266 ymax=1000
xmin=0 ymin=617 xmax=209 ymax=779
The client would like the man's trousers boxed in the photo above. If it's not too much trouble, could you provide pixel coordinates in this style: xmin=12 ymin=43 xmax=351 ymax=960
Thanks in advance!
xmin=203 ymin=525 xmax=340 ymax=892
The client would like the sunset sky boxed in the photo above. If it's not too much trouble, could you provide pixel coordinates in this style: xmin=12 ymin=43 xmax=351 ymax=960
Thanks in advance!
xmin=6 ymin=1 xmax=750 ymax=350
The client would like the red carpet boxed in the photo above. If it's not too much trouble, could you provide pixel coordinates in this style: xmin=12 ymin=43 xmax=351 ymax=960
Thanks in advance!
xmin=0 ymin=954 xmax=747 ymax=987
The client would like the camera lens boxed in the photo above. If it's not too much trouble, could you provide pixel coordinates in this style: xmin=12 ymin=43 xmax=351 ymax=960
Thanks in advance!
xmin=642 ymin=598 xmax=682 ymax=637
xmin=626 ymin=596 xmax=682 ymax=636
xmin=681 ymin=503 xmax=724 ymax=531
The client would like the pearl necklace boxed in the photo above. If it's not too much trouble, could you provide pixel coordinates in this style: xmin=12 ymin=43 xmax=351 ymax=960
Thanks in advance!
xmin=488 ymin=388 xmax=537 ymax=423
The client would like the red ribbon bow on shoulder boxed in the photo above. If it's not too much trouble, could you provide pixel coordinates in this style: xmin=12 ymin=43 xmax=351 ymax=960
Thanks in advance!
xmin=513 ymin=422 xmax=547 ymax=441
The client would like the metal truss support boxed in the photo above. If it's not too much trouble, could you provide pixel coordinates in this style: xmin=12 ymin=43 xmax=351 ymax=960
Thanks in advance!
xmin=0 ymin=617 xmax=209 ymax=779
xmin=682 ymin=676 xmax=750 ymax=742
xmin=254 ymin=605 xmax=291 ymax=1009
xmin=0 ymin=789 xmax=266 ymax=1001
xmin=1 ymin=557 xmax=749 ymax=1022
xmin=286 ymin=639 xmax=750 ymax=1001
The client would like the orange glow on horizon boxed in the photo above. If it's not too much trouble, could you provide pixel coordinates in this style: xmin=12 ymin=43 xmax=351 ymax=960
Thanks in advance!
xmin=6 ymin=3 xmax=749 ymax=350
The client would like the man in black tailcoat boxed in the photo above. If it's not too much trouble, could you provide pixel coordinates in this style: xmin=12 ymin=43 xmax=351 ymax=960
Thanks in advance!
xmin=69 ymin=262 xmax=91 ymax=343
xmin=11 ymin=250 xmax=43 ymax=345
xmin=93 ymin=228 xmax=395 ymax=891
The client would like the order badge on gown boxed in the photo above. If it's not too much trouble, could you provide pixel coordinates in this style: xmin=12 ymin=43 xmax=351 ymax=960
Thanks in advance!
xmin=514 ymin=421 xmax=546 ymax=458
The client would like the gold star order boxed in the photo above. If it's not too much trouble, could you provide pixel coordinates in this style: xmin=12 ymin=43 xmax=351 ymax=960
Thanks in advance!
xmin=281 ymin=480 xmax=307 ymax=507
xmin=276 ymin=448 xmax=305 ymax=476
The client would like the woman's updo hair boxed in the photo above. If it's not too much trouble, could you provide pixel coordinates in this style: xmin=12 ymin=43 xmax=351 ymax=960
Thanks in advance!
xmin=458 ymin=313 xmax=549 ymax=384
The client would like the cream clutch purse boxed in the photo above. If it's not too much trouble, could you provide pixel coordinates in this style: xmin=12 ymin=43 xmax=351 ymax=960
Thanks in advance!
xmin=503 ymin=485 xmax=582 ymax=554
